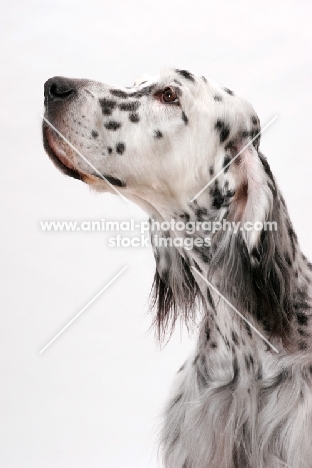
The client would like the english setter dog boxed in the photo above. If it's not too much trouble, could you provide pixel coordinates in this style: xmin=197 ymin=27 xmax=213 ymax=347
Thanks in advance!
xmin=42 ymin=69 xmax=312 ymax=468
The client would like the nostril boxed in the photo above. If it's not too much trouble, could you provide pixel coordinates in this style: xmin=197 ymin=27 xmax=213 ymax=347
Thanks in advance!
xmin=44 ymin=77 xmax=77 ymax=103
xmin=49 ymin=82 xmax=74 ymax=99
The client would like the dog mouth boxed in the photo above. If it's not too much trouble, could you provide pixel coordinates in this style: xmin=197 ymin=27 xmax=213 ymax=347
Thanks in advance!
xmin=42 ymin=123 xmax=83 ymax=180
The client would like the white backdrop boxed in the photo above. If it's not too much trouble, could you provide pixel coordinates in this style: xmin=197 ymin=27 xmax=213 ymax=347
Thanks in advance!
xmin=1 ymin=1 xmax=312 ymax=466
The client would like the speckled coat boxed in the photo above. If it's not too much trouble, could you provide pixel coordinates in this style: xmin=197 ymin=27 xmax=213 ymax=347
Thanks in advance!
xmin=43 ymin=68 xmax=312 ymax=468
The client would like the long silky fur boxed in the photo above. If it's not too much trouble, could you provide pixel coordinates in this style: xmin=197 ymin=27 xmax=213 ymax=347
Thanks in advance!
xmin=150 ymin=244 xmax=206 ymax=339
xmin=157 ymin=151 xmax=312 ymax=467
xmin=208 ymin=155 xmax=296 ymax=345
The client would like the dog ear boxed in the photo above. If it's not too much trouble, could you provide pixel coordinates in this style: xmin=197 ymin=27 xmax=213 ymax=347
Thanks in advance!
xmin=226 ymin=134 xmax=273 ymax=252
xmin=210 ymin=145 xmax=295 ymax=343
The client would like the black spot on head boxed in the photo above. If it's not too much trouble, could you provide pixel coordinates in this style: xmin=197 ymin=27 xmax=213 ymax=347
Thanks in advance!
xmin=209 ymin=166 xmax=214 ymax=176
xmin=251 ymin=116 xmax=258 ymax=125
xmin=176 ymin=69 xmax=195 ymax=81
xmin=210 ymin=342 xmax=217 ymax=349
xmin=173 ymin=79 xmax=182 ymax=86
xmin=214 ymin=95 xmax=223 ymax=102
xmin=91 ymin=130 xmax=98 ymax=138
xmin=102 ymin=108 xmax=112 ymax=116
xmin=155 ymin=130 xmax=163 ymax=139
xmin=107 ymin=146 xmax=112 ymax=154
xmin=182 ymin=111 xmax=188 ymax=125
xmin=129 ymin=85 xmax=156 ymax=98
xmin=116 ymin=142 xmax=125 ymax=155
xmin=110 ymin=89 xmax=129 ymax=99
xmin=99 ymin=98 xmax=117 ymax=116
xmin=297 ymin=313 xmax=309 ymax=326
xmin=215 ymin=120 xmax=230 ymax=143
xmin=224 ymin=87 xmax=234 ymax=95
xmin=104 ymin=121 xmax=121 ymax=131
xmin=129 ymin=113 xmax=140 ymax=123
xmin=119 ymin=101 xmax=140 ymax=112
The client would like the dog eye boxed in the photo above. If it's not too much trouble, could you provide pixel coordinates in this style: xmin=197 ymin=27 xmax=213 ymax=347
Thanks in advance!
xmin=161 ymin=87 xmax=178 ymax=103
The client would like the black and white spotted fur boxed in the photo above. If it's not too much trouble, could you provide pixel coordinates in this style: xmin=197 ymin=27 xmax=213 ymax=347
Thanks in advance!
xmin=43 ymin=68 xmax=312 ymax=468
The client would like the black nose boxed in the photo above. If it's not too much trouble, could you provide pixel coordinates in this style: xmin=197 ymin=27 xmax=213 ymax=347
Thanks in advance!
xmin=44 ymin=77 xmax=76 ymax=104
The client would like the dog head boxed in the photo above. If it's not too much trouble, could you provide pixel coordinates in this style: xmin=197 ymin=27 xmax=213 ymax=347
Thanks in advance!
xmin=43 ymin=68 xmax=261 ymax=222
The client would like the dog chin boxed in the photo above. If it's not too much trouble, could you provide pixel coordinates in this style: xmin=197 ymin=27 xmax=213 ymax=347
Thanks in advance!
xmin=42 ymin=124 xmax=82 ymax=180
xmin=42 ymin=122 xmax=127 ymax=190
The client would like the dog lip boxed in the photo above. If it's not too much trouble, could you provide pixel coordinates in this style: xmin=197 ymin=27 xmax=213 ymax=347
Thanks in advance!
xmin=103 ymin=175 xmax=126 ymax=187
xmin=44 ymin=125 xmax=75 ymax=170
xmin=42 ymin=124 xmax=82 ymax=181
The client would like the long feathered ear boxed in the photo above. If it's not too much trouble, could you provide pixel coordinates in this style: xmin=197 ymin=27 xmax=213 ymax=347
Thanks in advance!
xmin=210 ymin=138 xmax=296 ymax=344
xmin=226 ymin=135 xmax=273 ymax=252
xmin=149 ymin=225 xmax=204 ymax=339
